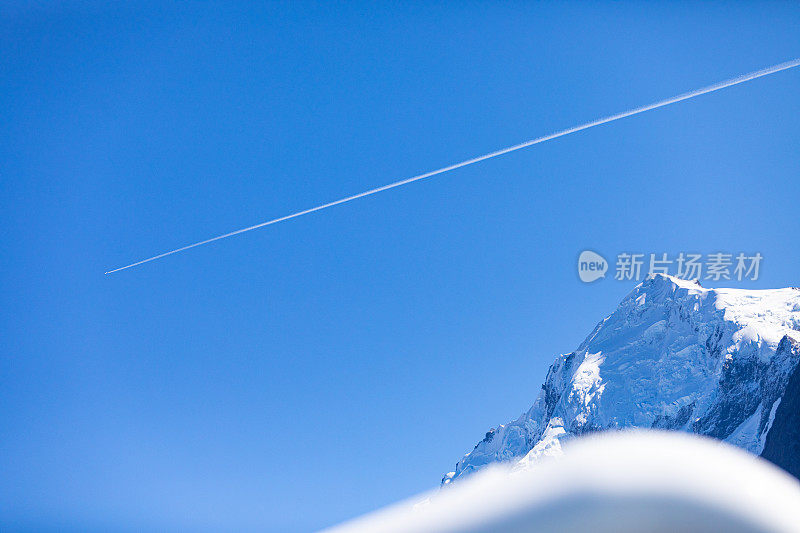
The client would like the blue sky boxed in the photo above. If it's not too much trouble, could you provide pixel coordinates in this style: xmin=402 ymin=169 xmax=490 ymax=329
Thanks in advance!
xmin=1 ymin=2 xmax=799 ymax=531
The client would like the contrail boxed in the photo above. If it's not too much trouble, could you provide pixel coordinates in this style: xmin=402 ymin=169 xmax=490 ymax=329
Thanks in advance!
xmin=106 ymin=58 xmax=800 ymax=274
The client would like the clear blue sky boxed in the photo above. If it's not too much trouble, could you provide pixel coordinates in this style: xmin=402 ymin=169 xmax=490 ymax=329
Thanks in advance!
xmin=2 ymin=2 xmax=799 ymax=531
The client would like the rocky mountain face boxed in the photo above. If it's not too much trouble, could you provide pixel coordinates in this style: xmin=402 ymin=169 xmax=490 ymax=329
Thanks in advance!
xmin=761 ymin=338 xmax=800 ymax=479
xmin=443 ymin=274 xmax=800 ymax=484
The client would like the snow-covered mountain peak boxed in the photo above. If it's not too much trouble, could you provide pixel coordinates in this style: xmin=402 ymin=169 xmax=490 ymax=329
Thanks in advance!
xmin=443 ymin=276 xmax=800 ymax=484
xmin=619 ymin=273 xmax=800 ymax=347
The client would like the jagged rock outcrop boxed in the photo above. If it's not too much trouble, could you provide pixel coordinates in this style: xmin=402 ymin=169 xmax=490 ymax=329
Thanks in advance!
xmin=761 ymin=336 xmax=800 ymax=478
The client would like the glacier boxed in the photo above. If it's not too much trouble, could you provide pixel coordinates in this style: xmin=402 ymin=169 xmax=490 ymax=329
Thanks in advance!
xmin=443 ymin=274 xmax=800 ymax=484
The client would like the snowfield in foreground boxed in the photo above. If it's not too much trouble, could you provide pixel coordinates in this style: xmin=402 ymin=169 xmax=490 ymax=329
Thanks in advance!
xmin=445 ymin=274 xmax=800 ymax=483
xmin=325 ymin=431 xmax=800 ymax=533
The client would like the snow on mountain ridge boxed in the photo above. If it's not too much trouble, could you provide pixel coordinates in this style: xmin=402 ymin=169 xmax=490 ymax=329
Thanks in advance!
xmin=443 ymin=274 xmax=800 ymax=484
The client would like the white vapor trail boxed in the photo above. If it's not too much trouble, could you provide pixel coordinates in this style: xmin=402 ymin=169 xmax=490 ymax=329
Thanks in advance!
xmin=106 ymin=58 xmax=800 ymax=274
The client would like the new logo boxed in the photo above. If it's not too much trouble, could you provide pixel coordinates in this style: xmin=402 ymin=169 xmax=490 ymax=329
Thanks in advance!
xmin=578 ymin=250 xmax=608 ymax=283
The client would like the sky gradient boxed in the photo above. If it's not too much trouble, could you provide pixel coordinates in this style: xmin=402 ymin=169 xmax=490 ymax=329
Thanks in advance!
xmin=2 ymin=2 xmax=800 ymax=531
